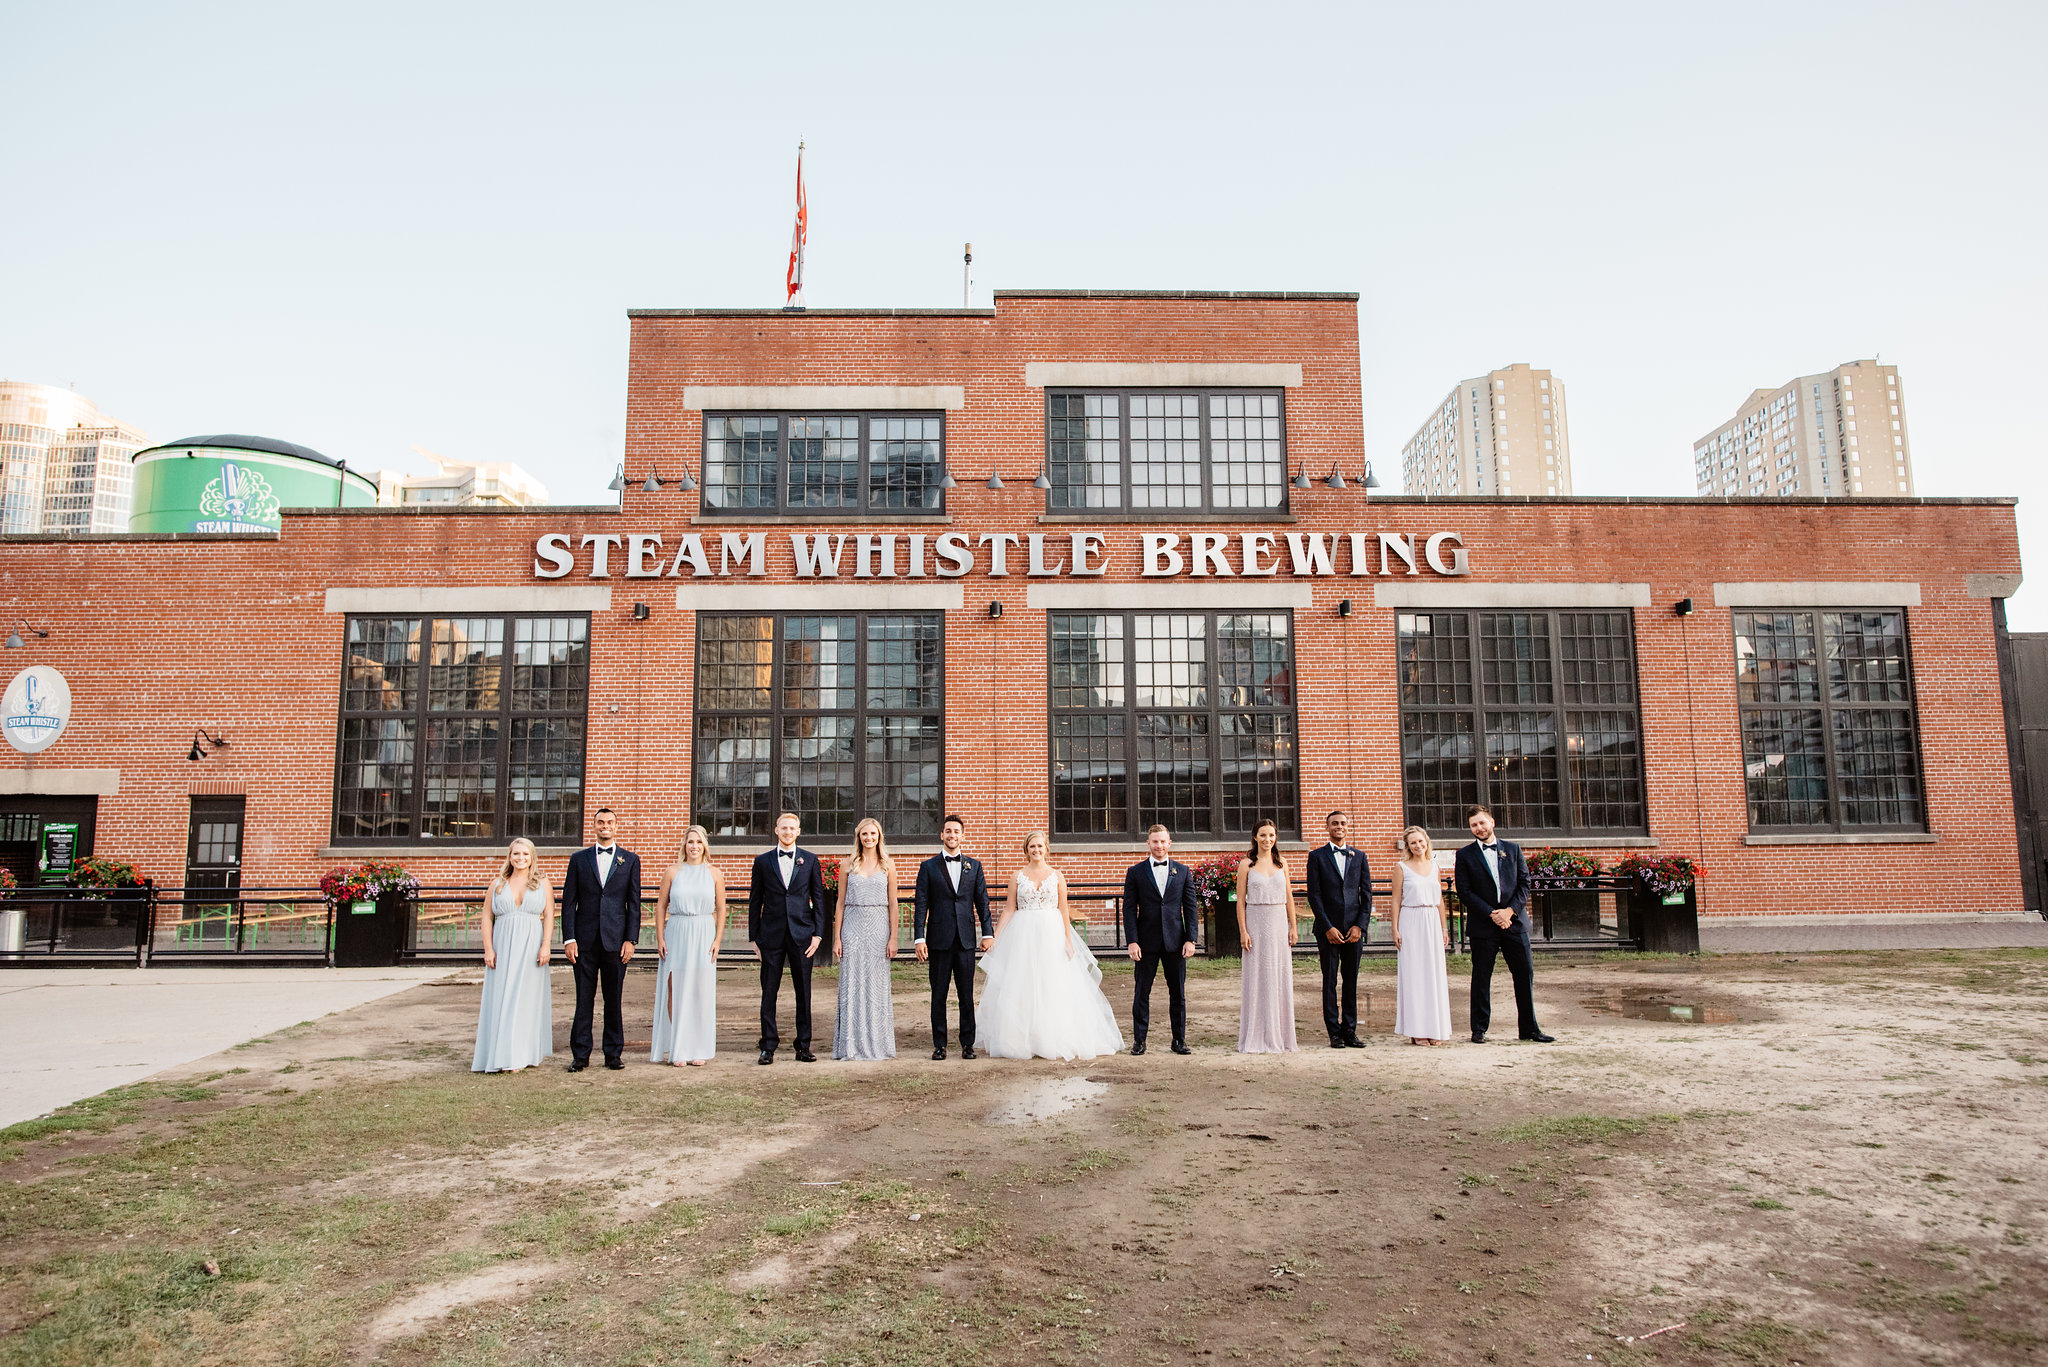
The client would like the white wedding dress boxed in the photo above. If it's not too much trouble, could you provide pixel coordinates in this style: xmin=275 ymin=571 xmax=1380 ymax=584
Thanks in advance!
xmin=978 ymin=870 xmax=1126 ymax=1060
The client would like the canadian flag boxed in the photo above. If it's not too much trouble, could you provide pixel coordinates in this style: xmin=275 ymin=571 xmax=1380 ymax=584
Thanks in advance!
xmin=785 ymin=144 xmax=806 ymax=304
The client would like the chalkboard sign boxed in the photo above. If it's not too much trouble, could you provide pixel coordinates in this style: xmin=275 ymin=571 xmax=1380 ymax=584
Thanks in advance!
xmin=39 ymin=821 xmax=78 ymax=885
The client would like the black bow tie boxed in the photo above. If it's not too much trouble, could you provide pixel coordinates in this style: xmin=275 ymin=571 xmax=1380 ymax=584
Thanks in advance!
xmin=1481 ymin=842 xmax=1499 ymax=850
xmin=944 ymin=855 xmax=962 ymax=863
xmin=1152 ymin=860 xmax=1169 ymax=867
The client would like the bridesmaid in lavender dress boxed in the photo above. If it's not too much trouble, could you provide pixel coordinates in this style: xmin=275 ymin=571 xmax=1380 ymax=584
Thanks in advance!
xmin=832 ymin=818 xmax=899 ymax=1061
xmin=1393 ymin=826 xmax=1453 ymax=1045
xmin=1236 ymin=818 xmax=1300 ymax=1053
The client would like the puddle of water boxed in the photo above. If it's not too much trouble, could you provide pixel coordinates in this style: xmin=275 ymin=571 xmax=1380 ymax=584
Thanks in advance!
xmin=1582 ymin=989 xmax=1741 ymax=1024
xmin=987 ymin=1076 xmax=1108 ymax=1125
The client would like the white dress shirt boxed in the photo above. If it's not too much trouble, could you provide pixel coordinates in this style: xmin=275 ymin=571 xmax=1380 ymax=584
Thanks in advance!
xmin=778 ymin=848 xmax=796 ymax=884
xmin=595 ymin=842 xmax=615 ymax=884
xmin=1327 ymin=841 xmax=1350 ymax=877
xmin=1480 ymin=841 xmax=1501 ymax=894
xmin=1151 ymin=858 xmax=1171 ymax=896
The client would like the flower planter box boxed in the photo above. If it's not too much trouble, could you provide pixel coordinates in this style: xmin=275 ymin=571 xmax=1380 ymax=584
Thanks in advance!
xmin=1540 ymin=888 xmax=1602 ymax=941
xmin=1631 ymin=881 xmax=1699 ymax=955
xmin=333 ymin=892 xmax=411 ymax=967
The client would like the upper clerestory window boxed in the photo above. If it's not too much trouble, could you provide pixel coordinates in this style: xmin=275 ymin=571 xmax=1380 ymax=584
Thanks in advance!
xmin=702 ymin=412 xmax=947 ymax=516
xmin=1045 ymin=390 xmax=1287 ymax=514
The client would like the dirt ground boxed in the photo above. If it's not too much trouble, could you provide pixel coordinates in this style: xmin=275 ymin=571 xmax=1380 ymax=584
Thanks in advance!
xmin=1 ymin=948 xmax=2045 ymax=1367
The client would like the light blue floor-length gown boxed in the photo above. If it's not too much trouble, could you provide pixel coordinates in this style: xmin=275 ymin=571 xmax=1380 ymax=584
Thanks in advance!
xmin=651 ymin=865 xmax=719 ymax=1063
xmin=472 ymin=883 xmax=554 ymax=1072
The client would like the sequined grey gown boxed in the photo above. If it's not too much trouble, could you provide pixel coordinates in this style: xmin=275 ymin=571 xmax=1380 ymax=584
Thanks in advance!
xmin=833 ymin=867 xmax=897 ymax=1061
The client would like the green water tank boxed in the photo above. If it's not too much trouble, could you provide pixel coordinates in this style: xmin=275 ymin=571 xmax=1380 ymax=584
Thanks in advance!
xmin=129 ymin=434 xmax=376 ymax=533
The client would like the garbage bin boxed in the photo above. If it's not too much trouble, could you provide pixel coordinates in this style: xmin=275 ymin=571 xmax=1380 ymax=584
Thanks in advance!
xmin=332 ymin=894 xmax=410 ymax=967
xmin=0 ymin=903 xmax=23 ymax=954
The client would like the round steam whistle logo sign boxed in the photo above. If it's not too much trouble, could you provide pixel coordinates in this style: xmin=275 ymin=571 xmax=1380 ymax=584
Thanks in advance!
xmin=2 ymin=666 xmax=72 ymax=755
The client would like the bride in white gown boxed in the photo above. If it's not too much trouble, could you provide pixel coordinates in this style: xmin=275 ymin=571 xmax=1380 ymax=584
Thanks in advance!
xmin=979 ymin=831 xmax=1126 ymax=1061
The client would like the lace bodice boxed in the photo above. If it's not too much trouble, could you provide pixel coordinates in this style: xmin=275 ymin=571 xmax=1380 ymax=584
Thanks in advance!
xmin=1016 ymin=871 xmax=1061 ymax=914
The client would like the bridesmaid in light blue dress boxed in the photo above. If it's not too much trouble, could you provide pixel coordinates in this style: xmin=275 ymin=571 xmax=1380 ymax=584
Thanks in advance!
xmin=652 ymin=825 xmax=728 ymax=1066
xmin=472 ymin=837 xmax=555 ymax=1073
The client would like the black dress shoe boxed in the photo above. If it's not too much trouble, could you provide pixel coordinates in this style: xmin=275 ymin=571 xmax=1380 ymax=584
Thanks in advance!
xmin=1470 ymin=1033 xmax=1487 ymax=1044
xmin=931 ymin=1047 xmax=948 ymax=1061
xmin=567 ymin=1059 xmax=588 ymax=1072
xmin=794 ymin=1048 xmax=817 ymax=1063
xmin=1521 ymin=1032 xmax=1556 ymax=1043
xmin=757 ymin=1048 xmax=774 ymax=1065
xmin=961 ymin=1047 xmax=977 ymax=1060
xmin=1170 ymin=1040 xmax=1192 ymax=1056
xmin=1130 ymin=1040 xmax=1147 ymax=1056
xmin=1342 ymin=1034 xmax=1366 ymax=1049
xmin=1328 ymin=1037 xmax=1346 ymax=1049
xmin=604 ymin=1058 xmax=625 ymax=1070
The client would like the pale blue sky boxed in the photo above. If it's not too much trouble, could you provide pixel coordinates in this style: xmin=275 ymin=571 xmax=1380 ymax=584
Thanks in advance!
xmin=5 ymin=2 xmax=2044 ymax=619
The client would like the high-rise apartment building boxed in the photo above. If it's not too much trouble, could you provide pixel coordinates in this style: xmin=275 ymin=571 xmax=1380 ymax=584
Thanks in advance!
xmin=0 ymin=381 xmax=147 ymax=532
xmin=370 ymin=451 xmax=548 ymax=508
xmin=1400 ymin=363 xmax=1570 ymax=496
xmin=1693 ymin=360 xmax=1910 ymax=498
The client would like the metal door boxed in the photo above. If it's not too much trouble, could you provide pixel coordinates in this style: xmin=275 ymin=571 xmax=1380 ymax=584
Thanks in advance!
xmin=184 ymin=797 xmax=245 ymax=948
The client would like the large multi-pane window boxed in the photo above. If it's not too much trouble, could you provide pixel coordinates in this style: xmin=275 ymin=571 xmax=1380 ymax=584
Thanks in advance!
xmin=1733 ymin=609 xmax=1925 ymax=831
xmin=1050 ymin=613 xmax=1297 ymax=838
xmin=334 ymin=615 xmax=589 ymax=844
xmin=701 ymin=413 xmax=946 ymax=515
xmin=1397 ymin=611 xmax=1645 ymax=836
xmin=1046 ymin=391 xmax=1286 ymax=512
xmin=693 ymin=614 xmax=943 ymax=840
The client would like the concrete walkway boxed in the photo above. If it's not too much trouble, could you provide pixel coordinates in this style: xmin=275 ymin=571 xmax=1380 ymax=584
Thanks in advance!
xmin=1701 ymin=918 xmax=2048 ymax=954
xmin=0 ymin=966 xmax=454 ymax=1128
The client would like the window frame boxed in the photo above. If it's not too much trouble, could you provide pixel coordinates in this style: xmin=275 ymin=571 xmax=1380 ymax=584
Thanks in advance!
xmin=1731 ymin=607 xmax=1927 ymax=834
xmin=1046 ymin=610 xmax=1301 ymax=841
xmin=330 ymin=612 xmax=591 ymax=847
xmin=1043 ymin=388 xmax=1290 ymax=516
xmin=691 ymin=611 xmax=946 ymax=844
xmin=698 ymin=410 xmax=949 ymax=518
xmin=1396 ymin=608 xmax=1649 ymax=840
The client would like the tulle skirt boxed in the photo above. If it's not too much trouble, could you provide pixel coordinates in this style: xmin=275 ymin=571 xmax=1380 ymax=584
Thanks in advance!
xmin=978 ymin=906 xmax=1125 ymax=1060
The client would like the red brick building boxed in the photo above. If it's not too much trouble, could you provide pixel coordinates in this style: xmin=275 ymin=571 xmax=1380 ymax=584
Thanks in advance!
xmin=0 ymin=290 xmax=2028 ymax=937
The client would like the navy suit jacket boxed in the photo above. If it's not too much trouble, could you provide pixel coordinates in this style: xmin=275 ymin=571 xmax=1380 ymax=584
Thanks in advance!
xmin=749 ymin=845 xmax=828 ymax=947
xmin=913 ymin=854 xmax=993 ymax=951
xmin=1453 ymin=839 xmax=1531 ymax=935
xmin=561 ymin=844 xmax=643 ymax=953
xmin=1304 ymin=844 xmax=1373 ymax=938
xmin=1120 ymin=858 xmax=1199 ymax=952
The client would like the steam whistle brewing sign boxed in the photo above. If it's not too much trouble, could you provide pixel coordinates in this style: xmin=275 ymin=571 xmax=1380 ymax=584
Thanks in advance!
xmin=196 ymin=461 xmax=283 ymax=533
xmin=531 ymin=527 xmax=1472 ymax=581
xmin=1 ymin=665 xmax=72 ymax=755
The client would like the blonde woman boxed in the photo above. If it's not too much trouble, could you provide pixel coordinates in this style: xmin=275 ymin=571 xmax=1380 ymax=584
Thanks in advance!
xmin=977 ymin=831 xmax=1124 ymax=1060
xmin=832 ymin=817 xmax=898 ymax=1061
xmin=472 ymin=838 xmax=554 ymax=1073
xmin=1392 ymin=826 xmax=1453 ymax=1044
xmin=1235 ymin=818 xmax=1300 ymax=1053
xmin=652 ymin=825 xmax=728 ymax=1065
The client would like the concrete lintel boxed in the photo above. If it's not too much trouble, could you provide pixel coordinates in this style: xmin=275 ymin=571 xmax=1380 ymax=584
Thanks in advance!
xmin=1025 ymin=583 xmax=1314 ymax=612
xmin=1372 ymin=582 xmax=1651 ymax=610
xmin=675 ymin=584 xmax=965 ymax=612
xmin=323 ymin=587 xmax=615 ymax=614
xmin=1966 ymin=572 xmax=2023 ymax=599
xmin=1023 ymin=362 xmax=1304 ymax=389
xmin=0 ymin=768 xmax=120 ymax=796
xmin=1743 ymin=832 xmax=1938 ymax=845
xmin=1712 ymin=581 xmax=1922 ymax=608
xmin=683 ymin=385 xmax=965 ymax=411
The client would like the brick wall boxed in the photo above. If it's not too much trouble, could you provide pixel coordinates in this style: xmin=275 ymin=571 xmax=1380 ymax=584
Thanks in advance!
xmin=0 ymin=293 xmax=2024 ymax=922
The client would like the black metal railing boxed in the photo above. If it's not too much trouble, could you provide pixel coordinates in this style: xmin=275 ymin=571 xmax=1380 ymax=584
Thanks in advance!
xmin=0 ymin=872 xmax=1656 ymax=968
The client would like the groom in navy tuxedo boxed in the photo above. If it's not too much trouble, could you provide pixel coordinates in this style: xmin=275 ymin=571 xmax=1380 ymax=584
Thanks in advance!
xmin=1304 ymin=809 xmax=1372 ymax=1048
xmin=1121 ymin=824 xmax=1199 ymax=1055
xmin=561 ymin=806 xmax=643 ymax=1071
xmin=748 ymin=811 xmax=827 ymax=1065
xmin=1452 ymin=804 xmax=1554 ymax=1044
xmin=913 ymin=813 xmax=994 ymax=1060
